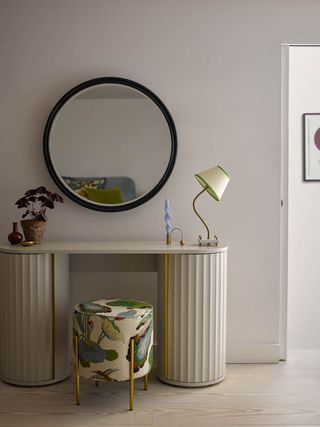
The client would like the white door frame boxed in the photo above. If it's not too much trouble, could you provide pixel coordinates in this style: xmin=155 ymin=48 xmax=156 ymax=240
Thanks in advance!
xmin=280 ymin=44 xmax=289 ymax=360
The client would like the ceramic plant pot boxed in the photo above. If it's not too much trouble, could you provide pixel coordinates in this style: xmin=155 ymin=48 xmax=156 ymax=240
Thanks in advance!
xmin=20 ymin=219 xmax=47 ymax=244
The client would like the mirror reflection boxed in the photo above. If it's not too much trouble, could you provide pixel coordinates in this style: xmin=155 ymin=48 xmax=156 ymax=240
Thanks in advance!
xmin=48 ymin=83 xmax=173 ymax=207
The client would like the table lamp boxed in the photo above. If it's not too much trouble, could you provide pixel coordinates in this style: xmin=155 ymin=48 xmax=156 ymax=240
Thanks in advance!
xmin=193 ymin=165 xmax=229 ymax=246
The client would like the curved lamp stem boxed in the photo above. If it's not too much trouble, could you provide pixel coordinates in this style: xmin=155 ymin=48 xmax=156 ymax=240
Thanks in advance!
xmin=192 ymin=188 xmax=211 ymax=239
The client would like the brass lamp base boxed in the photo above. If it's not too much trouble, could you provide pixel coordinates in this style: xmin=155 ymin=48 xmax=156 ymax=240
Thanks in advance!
xmin=193 ymin=188 xmax=220 ymax=247
xmin=198 ymin=235 xmax=219 ymax=247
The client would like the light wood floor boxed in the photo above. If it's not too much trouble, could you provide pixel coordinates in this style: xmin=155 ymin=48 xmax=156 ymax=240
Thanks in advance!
xmin=0 ymin=350 xmax=320 ymax=426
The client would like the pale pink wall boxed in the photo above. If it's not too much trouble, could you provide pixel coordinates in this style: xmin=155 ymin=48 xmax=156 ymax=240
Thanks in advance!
xmin=2 ymin=0 xmax=320 ymax=359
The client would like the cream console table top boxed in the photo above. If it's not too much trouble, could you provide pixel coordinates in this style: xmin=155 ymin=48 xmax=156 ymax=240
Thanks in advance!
xmin=0 ymin=240 xmax=227 ymax=254
xmin=0 ymin=240 xmax=228 ymax=388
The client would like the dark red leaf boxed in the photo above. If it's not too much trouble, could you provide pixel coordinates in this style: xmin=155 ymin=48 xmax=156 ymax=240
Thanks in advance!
xmin=37 ymin=195 xmax=48 ymax=203
xmin=41 ymin=200 xmax=54 ymax=209
xmin=53 ymin=193 xmax=64 ymax=203
xmin=27 ymin=196 xmax=37 ymax=202
xmin=36 ymin=186 xmax=47 ymax=194
xmin=15 ymin=199 xmax=29 ymax=208
xmin=25 ymin=189 xmax=37 ymax=196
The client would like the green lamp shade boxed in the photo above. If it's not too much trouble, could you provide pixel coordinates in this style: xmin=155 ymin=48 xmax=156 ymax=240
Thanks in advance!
xmin=195 ymin=165 xmax=230 ymax=201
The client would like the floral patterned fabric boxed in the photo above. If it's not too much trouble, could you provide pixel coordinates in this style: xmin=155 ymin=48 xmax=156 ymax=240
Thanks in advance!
xmin=62 ymin=177 xmax=107 ymax=199
xmin=73 ymin=299 xmax=153 ymax=382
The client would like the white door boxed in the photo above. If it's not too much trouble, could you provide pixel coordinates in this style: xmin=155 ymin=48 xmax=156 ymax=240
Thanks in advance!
xmin=281 ymin=44 xmax=320 ymax=357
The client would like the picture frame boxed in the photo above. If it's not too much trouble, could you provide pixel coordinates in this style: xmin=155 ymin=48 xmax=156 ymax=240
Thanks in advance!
xmin=303 ymin=113 xmax=320 ymax=181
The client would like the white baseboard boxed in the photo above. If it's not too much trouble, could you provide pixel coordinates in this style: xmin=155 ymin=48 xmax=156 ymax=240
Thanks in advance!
xmin=227 ymin=344 xmax=280 ymax=363
xmin=153 ymin=343 xmax=280 ymax=365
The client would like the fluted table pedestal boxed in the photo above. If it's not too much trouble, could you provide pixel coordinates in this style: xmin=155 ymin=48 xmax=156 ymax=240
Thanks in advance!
xmin=157 ymin=250 xmax=227 ymax=387
xmin=0 ymin=253 xmax=70 ymax=385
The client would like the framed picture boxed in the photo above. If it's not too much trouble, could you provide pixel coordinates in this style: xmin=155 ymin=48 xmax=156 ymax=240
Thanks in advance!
xmin=303 ymin=113 xmax=320 ymax=181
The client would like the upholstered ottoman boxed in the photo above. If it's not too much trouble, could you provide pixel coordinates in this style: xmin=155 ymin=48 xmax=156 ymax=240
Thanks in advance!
xmin=73 ymin=298 xmax=153 ymax=410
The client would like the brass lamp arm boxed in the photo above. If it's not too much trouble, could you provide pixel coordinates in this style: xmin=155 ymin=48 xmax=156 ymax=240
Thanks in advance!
xmin=192 ymin=187 xmax=211 ymax=239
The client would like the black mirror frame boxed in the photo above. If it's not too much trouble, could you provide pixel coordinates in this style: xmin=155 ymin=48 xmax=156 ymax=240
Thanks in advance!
xmin=43 ymin=77 xmax=177 ymax=212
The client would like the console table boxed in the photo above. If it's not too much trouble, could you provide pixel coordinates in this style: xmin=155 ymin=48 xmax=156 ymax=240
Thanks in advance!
xmin=0 ymin=241 xmax=227 ymax=387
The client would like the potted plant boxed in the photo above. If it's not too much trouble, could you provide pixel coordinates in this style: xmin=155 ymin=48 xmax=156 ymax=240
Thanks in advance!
xmin=15 ymin=186 xmax=64 ymax=243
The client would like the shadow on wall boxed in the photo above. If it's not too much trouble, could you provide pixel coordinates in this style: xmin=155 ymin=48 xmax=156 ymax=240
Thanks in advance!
xmin=69 ymin=254 xmax=158 ymax=346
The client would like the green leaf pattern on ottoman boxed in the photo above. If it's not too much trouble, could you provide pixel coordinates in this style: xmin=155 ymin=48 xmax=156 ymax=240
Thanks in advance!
xmin=73 ymin=298 xmax=153 ymax=382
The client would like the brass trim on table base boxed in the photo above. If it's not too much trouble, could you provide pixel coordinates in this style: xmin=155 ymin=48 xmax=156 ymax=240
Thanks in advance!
xmin=74 ymin=334 xmax=80 ymax=405
xmin=164 ymin=253 xmax=169 ymax=379
xmin=129 ymin=337 xmax=134 ymax=411
xmin=51 ymin=254 xmax=55 ymax=380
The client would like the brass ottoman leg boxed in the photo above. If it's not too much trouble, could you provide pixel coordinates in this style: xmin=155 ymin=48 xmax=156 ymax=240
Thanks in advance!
xmin=144 ymin=373 xmax=148 ymax=391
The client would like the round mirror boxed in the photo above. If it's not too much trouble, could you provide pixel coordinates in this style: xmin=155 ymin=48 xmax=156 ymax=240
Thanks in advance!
xmin=43 ymin=77 xmax=177 ymax=212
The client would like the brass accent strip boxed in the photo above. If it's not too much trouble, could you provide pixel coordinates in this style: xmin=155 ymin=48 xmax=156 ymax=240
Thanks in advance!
xmin=129 ymin=337 xmax=134 ymax=411
xmin=192 ymin=187 xmax=211 ymax=239
xmin=74 ymin=334 xmax=80 ymax=405
xmin=164 ymin=253 xmax=169 ymax=379
xmin=51 ymin=254 xmax=55 ymax=380
xmin=144 ymin=373 xmax=148 ymax=390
